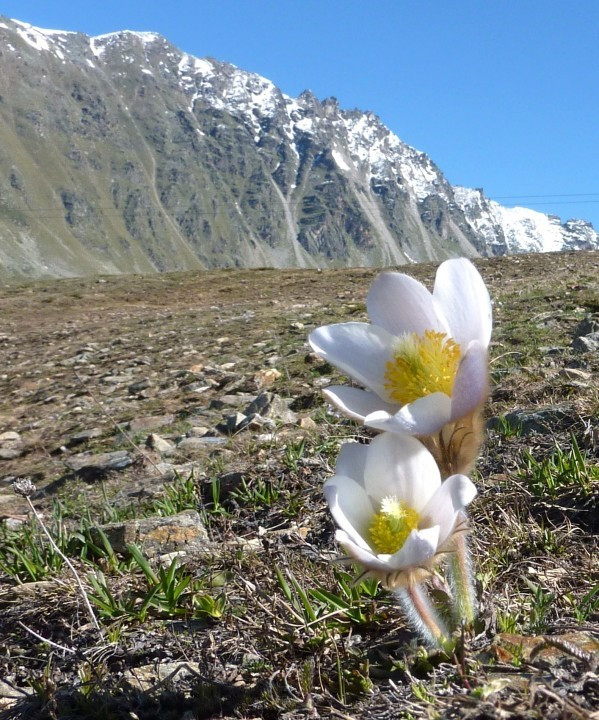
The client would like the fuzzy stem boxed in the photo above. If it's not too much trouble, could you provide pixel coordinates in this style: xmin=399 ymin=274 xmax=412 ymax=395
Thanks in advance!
xmin=396 ymin=583 xmax=450 ymax=650
xmin=447 ymin=529 xmax=476 ymax=627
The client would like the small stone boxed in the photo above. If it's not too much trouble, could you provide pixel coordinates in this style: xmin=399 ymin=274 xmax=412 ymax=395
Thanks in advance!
xmin=177 ymin=436 xmax=226 ymax=450
xmin=572 ymin=332 xmax=599 ymax=353
xmin=101 ymin=374 xmax=131 ymax=385
xmin=127 ymin=378 xmax=151 ymax=394
xmin=90 ymin=510 xmax=210 ymax=558
xmin=304 ymin=352 xmax=324 ymax=364
xmin=217 ymin=412 xmax=248 ymax=435
xmin=219 ymin=361 xmax=237 ymax=370
xmin=560 ymin=367 xmax=592 ymax=381
xmin=187 ymin=426 xmax=210 ymax=437
xmin=66 ymin=450 xmax=133 ymax=479
xmin=211 ymin=393 xmax=256 ymax=408
xmin=488 ymin=405 xmax=575 ymax=436
xmin=146 ymin=433 xmax=175 ymax=453
xmin=66 ymin=427 xmax=103 ymax=447
xmin=0 ymin=448 xmax=23 ymax=460
xmin=0 ymin=432 xmax=20 ymax=443
xmin=0 ymin=431 xmax=23 ymax=459
xmin=123 ymin=661 xmax=202 ymax=693
xmin=245 ymin=413 xmax=268 ymax=430
xmin=181 ymin=382 xmax=210 ymax=394
xmin=574 ymin=316 xmax=599 ymax=338
xmin=244 ymin=392 xmax=298 ymax=425
xmin=253 ymin=368 xmax=282 ymax=387
xmin=298 ymin=416 xmax=317 ymax=431
xmin=313 ymin=376 xmax=332 ymax=387
xmin=128 ymin=414 xmax=175 ymax=432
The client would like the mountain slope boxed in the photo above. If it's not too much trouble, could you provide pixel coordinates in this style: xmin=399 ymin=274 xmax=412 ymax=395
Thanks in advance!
xmin=0 ymin=17 xmax=597 ymax=278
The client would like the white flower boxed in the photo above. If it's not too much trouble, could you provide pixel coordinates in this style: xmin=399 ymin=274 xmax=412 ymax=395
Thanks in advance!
xmin=324 ymin=433 xmax=477 ymax=588
xmin=309 ymin=258 xmax=492 ymax=436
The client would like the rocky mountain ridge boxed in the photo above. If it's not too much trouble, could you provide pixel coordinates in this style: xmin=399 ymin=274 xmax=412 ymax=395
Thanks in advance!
xmin=1 ymin=17 xmax=598 ymax=278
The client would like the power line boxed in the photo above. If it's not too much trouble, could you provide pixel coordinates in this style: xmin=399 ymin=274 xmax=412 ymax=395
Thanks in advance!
xmin=491 ymin=192 xmax=599 ymax=199
xmin=500 ymin=200 xmax=599 ymax=206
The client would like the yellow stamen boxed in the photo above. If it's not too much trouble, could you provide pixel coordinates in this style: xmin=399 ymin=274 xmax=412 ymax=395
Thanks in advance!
xmin=384 ymin=330 xmax=461 ymax=405
xmin=369 ymin=496 xmax=421 ymax=554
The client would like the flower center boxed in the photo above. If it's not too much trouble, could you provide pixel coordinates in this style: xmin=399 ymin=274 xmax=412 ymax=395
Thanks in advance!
xmin=383 ymin=330 xmax=461 ymax=405
xmin=369 ymin=496 xmax=421 ymax=554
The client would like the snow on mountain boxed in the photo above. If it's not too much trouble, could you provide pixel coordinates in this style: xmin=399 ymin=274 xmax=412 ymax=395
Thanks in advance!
xmin=0 ymin=16 xmax=597 ymax=279
xmin=453 ymin=187 xmax=599 ymax=254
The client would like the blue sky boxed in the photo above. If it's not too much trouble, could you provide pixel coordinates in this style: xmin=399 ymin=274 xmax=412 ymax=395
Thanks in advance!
xmin=3 ymin=1 xmax=599 ymax=229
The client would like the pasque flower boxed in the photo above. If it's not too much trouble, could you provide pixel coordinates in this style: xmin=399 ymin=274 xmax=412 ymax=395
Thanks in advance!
xmin=309 ymin=259 xmax=492 ymax=442
xmin=324 ymin=432 xmax=477 ymax=589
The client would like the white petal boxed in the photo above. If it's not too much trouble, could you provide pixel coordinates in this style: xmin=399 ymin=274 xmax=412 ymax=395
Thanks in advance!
xmin=322 ymin=386 xmax=399 ymax=424
xmin=362 ymin=432 xmax=441 ymax=510
xmin=450 ymin=341 xmax=489 ymax=421
xmin=386 ymin=526 xmax=440 ymax=570
xmin=323 ymin=475 xmax=373 ymax=551
xmin=335 ymin=530 xmax=391 ymax=571
xmin=364 ymin=392 xmax=452 ymax=437
xmin=309 ymin=323 xmax=394 ymax=399
xmin=420 ymin=474 xmax=477 ymax=545
xmin=367 ymin=272 xmax=449 ymax=337
xmin=334 ymin=440 xmax=369 ymax=483
xmin=433 ymin=258 xmax=492 ymax=348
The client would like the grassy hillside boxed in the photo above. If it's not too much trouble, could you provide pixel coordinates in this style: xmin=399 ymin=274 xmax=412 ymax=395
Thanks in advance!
xmin=0 ymin=251 xmax=597 ymax=719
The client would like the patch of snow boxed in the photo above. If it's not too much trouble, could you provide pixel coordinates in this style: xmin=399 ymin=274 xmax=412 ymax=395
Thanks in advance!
xmin=14 ymin=23 xmax=50 ymax=52
xmin=332 ymin=150 xmax=351 ymax=172
xmin=495 ymin=205 xmax=566 ymax=252
xmin=294 ymin=117 xmax=314 ymax=133
xmin=452 ymin=186 xmax=599 ymax=254
xmin=89 ymin=37 xmax=105 ymax=58
xmin=125 ymin=30 xmax=162 ymax=44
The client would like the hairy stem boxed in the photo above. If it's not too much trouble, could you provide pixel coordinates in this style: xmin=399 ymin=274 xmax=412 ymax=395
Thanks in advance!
xmin=397 ymin=583 xmax=450 ymax=649
xmin=447 ymin=527 xmax=476 ymax=627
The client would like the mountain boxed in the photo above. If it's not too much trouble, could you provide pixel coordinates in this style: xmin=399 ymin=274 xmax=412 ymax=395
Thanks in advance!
xmin=0 ymin=17 xmax=597 ymax=278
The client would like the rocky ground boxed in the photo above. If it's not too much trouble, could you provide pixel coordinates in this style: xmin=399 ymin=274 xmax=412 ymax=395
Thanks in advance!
xmin=0 ymin=251 xmax=598 ymax=719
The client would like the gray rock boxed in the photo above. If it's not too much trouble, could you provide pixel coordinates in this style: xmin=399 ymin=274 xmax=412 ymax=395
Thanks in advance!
xmin=210 ymin=393 xmax=256 ymax=408
xmin=128 ymin=414 xmax=175 ymax=432
xmin=572 ymin=332 xmax=599 ymax=353
xmin=89 ymin=510 xmax=210 ymax=557
xmin=181 ymin=381 xmax=210 ymax=394
xmin=146 ymin=433 xmax=175 ymax=453
xmin=216 ymin=412 xmax=248 ymax=435
xmin=187 ymin=426 xmax=210 ymax=437
xmin=123 ymin=661 xmax=202 ymax=692
xmin=0 ymin=431 xmax=23 ymax=460
xmin=66 ymin=450 xmax=133 ymax=479
xmin=127 ymin=378 xmax=151 ymax=394
xmin=488 ymin=405 xmax=575 ymax=436
xmin=244 ymin=392 xmax=298 ymax=425
xmin=574 ymin=316 xmax=599 ymax=338
xmin=66 ymin=427 xmax=103 ymax=447
xmin=101 ymin=374 xmax=131 ymax=385
xmin=177 ymin=436 xmax=227 ymax=451
xmin=0 ymin=431 xmax=20 ymax=442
